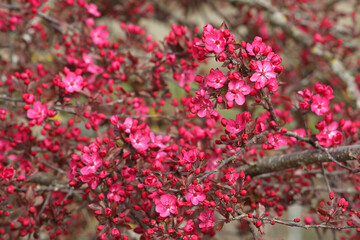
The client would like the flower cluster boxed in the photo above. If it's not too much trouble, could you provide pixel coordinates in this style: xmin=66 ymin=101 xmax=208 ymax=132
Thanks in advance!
xmin=191 ymin=25 xmax=283 ymax=119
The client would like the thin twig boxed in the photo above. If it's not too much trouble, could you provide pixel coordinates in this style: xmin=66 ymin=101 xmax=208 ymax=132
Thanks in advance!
xmin=247 ymin=221 xmax=258 ymax=240
xmin=321 ymin=163 xmax=332 ymax=193
xmin=253 ymin=216 xmax=359 ymax=230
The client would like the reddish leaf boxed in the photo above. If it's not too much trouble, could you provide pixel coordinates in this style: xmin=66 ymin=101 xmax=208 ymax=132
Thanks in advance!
xmin=88 ymin=203 xmax=104 ymax=212
xmin=215 ymin=221 xmax=225 ymax=231
xmin=316 ymin=208 xmax=333 ymax=219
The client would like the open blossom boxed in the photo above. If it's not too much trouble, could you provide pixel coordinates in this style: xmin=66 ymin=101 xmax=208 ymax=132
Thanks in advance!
xmin=154 ymin=194 xmax=178 ymax=217
xmin=246 ymin=36 xmax=267 ymax=57
xmin=174 ymin=67 xmax=196 ymax=87
xmin=27 ymin=101 xmax=47 ymax=123
xmin=225 ymin=79 xmax=251 ymax=105
xmin=91 ymin=25 xmax=109 ymax=46
xmin=184 ymin=220 xmax=195 ymax=233
xmin=78 ymin=174 xmax=99 ymax=189
xmin=62 ymin=72 xmax=84 ymax=93
xmin=198 ymin=207 xmax=215 ymax=230
xmin=298 ymin=88 xmax=313 ymax=102
xmin=316 ymin=122 xmax=343 ymax=147
xmin=107 ymin=183 xmax=125 ymax=202
xmin=311 ymin=94 xmax=330 ymax=116
xmin=80 ymin=152 xmax=102 ymax=175
xmin=120 ymin=167 xmax=137 ymax=181
xmin=185 ymin=187 xmax=206 ymax=205
xmin=268 ymin=133 xmax=287 ymax=150
xmin=86 ymin=3 xmax=101 ymax=17
xmin=250 ymin=61 xmax=276 ymax=90
xmin=191 ymin=90 xmax=213 ymax=118
xmin=130 ymin=130 xmax=150 ymax=151
xmin=119 ymin=117 xmax=136 ymax=133
xmin=182 ymin=149 xmax=198 ymax=163
xmin=226 ymin=111 xmax=251 ymax=134
xmin=205 ymin=69 xmax=227 ymax=89
xmin=67 ymin=159 xmax=77 ymax=179
xmin=267 ymin=78 xmax=278 ymax=92
xmin=203 ymin=24 xmax=226 ymax=53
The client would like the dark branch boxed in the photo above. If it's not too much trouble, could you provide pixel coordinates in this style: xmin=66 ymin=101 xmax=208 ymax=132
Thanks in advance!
xmin=241 ymin=144 xmax=360 ymax=177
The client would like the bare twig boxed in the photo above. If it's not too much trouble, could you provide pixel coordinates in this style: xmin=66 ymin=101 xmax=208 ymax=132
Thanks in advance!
xmin=254 ymin=216 xmax=359 ymax=230
xmin=247 ymin=221 xmax=258 ymax=240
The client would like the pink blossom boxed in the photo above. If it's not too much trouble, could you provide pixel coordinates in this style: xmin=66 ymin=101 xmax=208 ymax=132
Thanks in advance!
xmin=185 ymin=187 xmax=206 ymax=205
xmin=80 ymin=153 xmax=102 ymax=175
xmin=316 ymin=122 xmax=343 ymax=147
xmin=246 ymin=37 xmax=267 ymax=57
xmin=311 ymin=94 xmax=330 ymax=116
xmin=67 ymin=159 xmax=77 ymax=179
xmin=250 ymin=61 xmax=276 ymax=90
xmin=1 ymin=167 xmax=14 ymax=179
xmin=184 ymin=220 xmax=195 ymax=233
xmin=266 ymin=78 xmax=278 ymax=92
xmin=120 ymin=167 xmax=137 ymax=181
xmin=119 ymin=117 xmax=136 ymax=133
xmin=144 ymin=175 xmax=157 ymax=186
xmin=198 ymin=207 xmax=215 ymax=230
xmin=154 ymin=194 xmax=178 ymax=217
xmin=107 ymin=183 xmax=125 ymax=202
xmin=91 ymin=25 xmax=109 ymax=46
xmin=268 ymin=133 xmax=287 ymax=150
xmin=191 ymin=90 xmax=213 ymax=118
xmin=192 ymin=38 xmax=206 ymax=60
xmin=82 ymin=53 xmax=104 ymax=74
xmin=221 ymin=168 xmax=240 ymax=185
xmin=62 ymin=72 xmax=84 ymax=93
xmin=298 ymin=88 xmax=313 ymax=102
xmin=27 ymin=101 xmax=48 ymax=123
xmin=86 ymin=3 xmax=101 ymax=17
xmin=205 ymin=69 xmax=227 ymax=89
xmin=129 ymin=130 xmax=150 ymax=151
xmin=203 ymin=24 xmax=226 ymax=53
xmin=0 ymin=108 xmax=8 ymax=120
xmin=175 ymin=67 xmax=196 ymax=87
xmin=225 ymin=79 xmax=251 ymax=105
xmin=78 ymin=174 xmax=99 ymax=189
xmin=226 ymin=111 xmax=251 ymax=134
xmin=182 ymin=149 xmax=198 ymax=163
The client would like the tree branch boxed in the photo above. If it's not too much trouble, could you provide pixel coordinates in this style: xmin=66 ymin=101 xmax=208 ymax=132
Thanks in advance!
xmin=240 ymin=144 xmax=360 ymax=177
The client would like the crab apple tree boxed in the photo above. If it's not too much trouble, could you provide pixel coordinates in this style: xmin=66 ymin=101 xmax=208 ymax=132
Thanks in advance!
xmin=1 ymin=0 xmax=360 ymax=239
